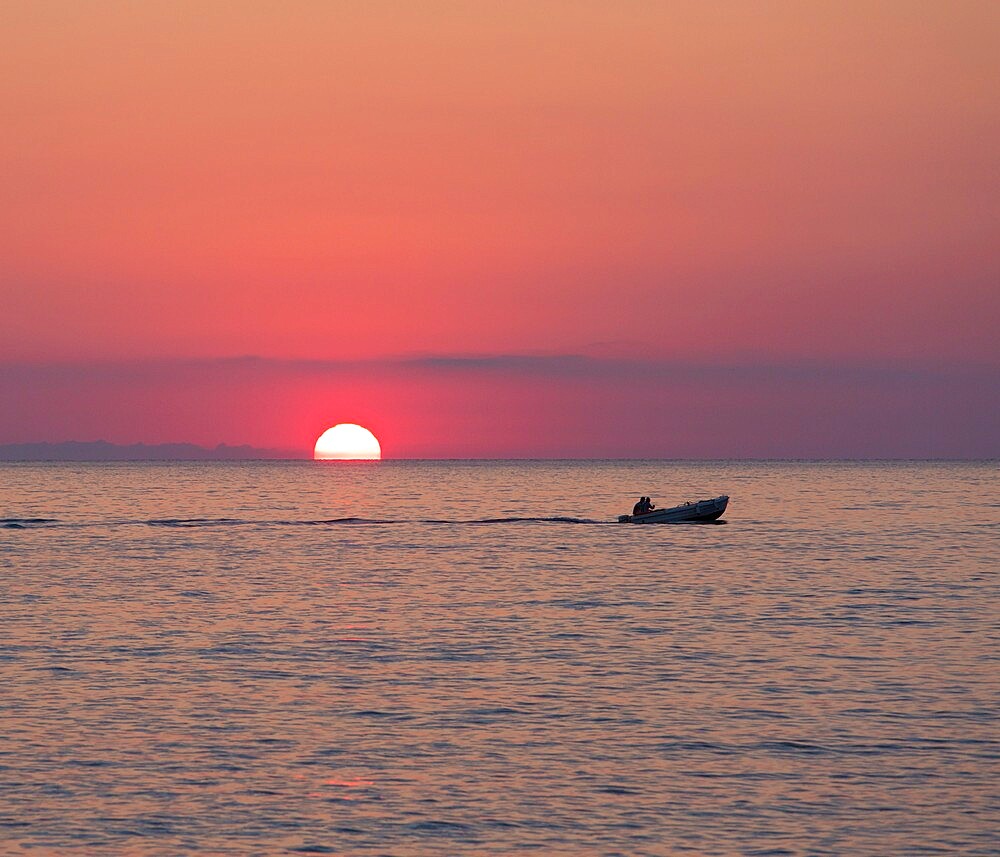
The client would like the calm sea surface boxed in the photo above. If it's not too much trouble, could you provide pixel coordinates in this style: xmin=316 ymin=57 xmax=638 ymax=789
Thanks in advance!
xmin=1 ymin=461 xmax=997 ymax=856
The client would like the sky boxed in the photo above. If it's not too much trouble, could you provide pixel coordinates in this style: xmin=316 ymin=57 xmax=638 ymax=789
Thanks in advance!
xmin=1 ymin=1 xmax=997 ymax=457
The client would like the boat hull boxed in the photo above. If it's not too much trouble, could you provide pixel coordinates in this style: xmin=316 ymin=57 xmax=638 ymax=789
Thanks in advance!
xmin=618 ymin=495 xmax=729 ymax=524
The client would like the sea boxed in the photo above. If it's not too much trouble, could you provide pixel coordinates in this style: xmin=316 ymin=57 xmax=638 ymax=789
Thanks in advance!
xmin=1 ymin=460 xmax=997 ymax=856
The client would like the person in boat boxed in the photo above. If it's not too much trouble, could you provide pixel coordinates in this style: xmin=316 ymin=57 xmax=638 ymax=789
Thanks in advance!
xmin=633 ymin=496 xmax=656 ymax=516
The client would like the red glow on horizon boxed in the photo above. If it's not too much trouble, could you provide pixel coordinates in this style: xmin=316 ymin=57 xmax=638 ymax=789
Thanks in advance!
xmin=0 ymin=4 xmax=996 ymax=457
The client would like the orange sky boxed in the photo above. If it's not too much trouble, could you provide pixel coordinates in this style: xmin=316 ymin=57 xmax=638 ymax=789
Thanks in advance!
xmin=1 ymin=2 xmax=997 ymax=455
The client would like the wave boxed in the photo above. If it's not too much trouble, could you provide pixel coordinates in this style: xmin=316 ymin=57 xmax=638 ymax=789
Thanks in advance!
xmin=146 ymin=516 xmax=605 ymax=528
xmin=0 ymin=517 xmax=60 ymax=528
xmin=3 ymin=515 xmax=608 ymax=530
xmin=147 ymin=518 xmax=253 ymax=528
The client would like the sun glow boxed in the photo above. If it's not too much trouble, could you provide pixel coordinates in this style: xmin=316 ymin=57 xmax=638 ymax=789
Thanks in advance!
xmin=313 ymin=424 xmax=382 ymax=460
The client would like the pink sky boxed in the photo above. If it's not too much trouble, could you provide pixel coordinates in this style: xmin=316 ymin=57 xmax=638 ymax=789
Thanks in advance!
xmin=1 ymin=2 xmax=997 ymax=456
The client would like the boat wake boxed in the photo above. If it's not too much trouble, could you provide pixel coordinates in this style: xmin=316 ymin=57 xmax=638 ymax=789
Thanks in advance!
xmin=149 ymin=515 xmax=607 ymax=527
xmin=4 ymin=515 xmax=609 ymax=530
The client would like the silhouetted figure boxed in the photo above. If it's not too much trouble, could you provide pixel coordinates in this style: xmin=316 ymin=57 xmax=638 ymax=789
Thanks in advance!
xmin=632 ymin=496 xmax=656 ymax=516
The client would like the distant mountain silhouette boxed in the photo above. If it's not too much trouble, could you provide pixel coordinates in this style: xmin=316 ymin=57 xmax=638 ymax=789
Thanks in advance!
xmin=0 ymin=441 xmax=300 ymax=461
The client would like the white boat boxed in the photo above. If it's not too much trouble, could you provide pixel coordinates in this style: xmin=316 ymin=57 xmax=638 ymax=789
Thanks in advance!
xmin=618 ymin=495 xmax=729 ymax=524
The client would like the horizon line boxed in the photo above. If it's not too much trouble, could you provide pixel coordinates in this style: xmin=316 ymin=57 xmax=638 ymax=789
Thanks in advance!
xmin=1 ymin=456 xmax=995 ymax=464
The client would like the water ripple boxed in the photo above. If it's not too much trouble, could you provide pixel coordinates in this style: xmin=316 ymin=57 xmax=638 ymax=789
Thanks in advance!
xmin=0 ymin=460 xmax=996 ymax=855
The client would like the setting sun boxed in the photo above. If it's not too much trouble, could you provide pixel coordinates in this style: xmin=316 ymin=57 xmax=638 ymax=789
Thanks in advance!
xmin=313 ymin=424 xmax=382 ymax=460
